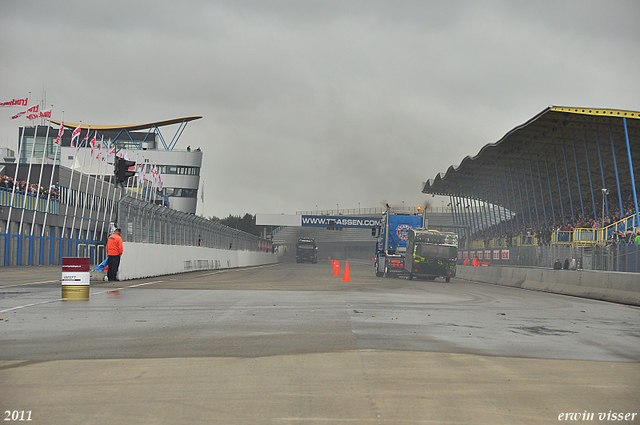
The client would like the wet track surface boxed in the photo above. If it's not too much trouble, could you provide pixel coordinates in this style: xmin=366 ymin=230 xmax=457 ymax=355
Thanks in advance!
xmin=2 ymin=261 xmax=638 ymax=362
xmin=1 ymin=261 xmax=639 ymax=424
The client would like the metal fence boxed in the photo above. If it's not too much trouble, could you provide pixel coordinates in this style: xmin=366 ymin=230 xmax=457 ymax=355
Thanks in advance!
xmin=462 ymin=244 xmax=640 ymax=273
xmin=117 ymin=196 xmax=272 ymax=252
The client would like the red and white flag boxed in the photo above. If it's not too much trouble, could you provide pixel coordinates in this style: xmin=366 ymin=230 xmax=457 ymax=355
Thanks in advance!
xmin=12 ymin=104 xmax=39 ymax=120
xmin=78 ymin=131 xmax=89 ymax=149
xmin=156 ymin=167 xmax=163 ymax=191
xmin=0 ymin=97 xmax=28 ymax=107
xmin=104 ymin=144 xmax=115 ymax=164
xmin=150 ymin=166 xmax=159 ymax=188
xmin=90 ymin=134 xmax=96 ymax=156
xmin=39 ymin=109 xmax=52 ymax=119
xmin=71 ymin=124 xmax=82 ymax=147
xmin=55 ymin=122 xmax=65 ymax=145
xmin=139 ymin=163 xmax=147 ymax=183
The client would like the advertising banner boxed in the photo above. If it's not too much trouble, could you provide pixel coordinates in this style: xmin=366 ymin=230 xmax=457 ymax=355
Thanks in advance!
xmin=301 ymin=216 xmax=381 ymax=228
xmin=61 ymin=258 xmax=90 ymax=286
xmin=501 ymin=249 xmax=510 ymax=260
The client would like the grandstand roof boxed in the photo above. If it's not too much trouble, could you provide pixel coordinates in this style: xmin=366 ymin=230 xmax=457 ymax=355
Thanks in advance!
xmin=50 ymin=116 xmax=202 ymax=131
xmin=422 ymin=106 xmax=640 ymax=222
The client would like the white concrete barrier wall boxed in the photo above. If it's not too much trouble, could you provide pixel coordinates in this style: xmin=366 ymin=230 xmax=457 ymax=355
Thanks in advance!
xmin=457 ymin=265 xmax=640 ymax=306
xmin=118 ymin=242 xmax=277 ymax=280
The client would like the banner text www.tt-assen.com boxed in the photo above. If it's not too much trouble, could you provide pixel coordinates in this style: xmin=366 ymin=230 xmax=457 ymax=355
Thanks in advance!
xmin=301 ymin=216 xmax=381 ymax=228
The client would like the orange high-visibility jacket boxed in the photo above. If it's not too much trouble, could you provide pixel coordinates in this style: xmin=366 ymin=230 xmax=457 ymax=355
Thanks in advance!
xmin=106 ymin=233 xmax=123 ymax=256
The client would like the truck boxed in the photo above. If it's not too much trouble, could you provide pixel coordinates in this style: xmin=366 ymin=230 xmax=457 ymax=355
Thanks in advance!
xmin=295 ymin=237 xmax=318 ymax=263
xmin=404 ymin=228 xmax=458 ymax=282
xmin=373 ymin=207 xmax=424 ymax=277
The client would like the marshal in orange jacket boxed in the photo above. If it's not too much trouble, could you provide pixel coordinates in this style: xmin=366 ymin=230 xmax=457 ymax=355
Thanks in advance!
xmin=106 ymin=231 xmax=123 ymax=256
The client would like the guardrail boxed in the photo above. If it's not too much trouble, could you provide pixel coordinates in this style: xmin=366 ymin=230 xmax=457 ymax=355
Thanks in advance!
xmin=0 ymin=187 xmax=60 ymax=214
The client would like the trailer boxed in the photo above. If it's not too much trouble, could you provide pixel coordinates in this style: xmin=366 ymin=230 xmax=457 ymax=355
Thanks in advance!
xmin=405 ymin=228 xmax=458 ymax=282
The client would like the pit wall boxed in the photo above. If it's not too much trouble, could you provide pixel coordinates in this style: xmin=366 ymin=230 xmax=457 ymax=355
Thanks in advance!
xmin=118 ymin=242 xmax=277 ymax=280
xmin=456 ymin=265 xmax=640 ymax=306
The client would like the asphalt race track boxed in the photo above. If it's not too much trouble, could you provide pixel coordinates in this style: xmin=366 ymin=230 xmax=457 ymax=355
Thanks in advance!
xmin=1 ymin=261 xmax=639 ymax=424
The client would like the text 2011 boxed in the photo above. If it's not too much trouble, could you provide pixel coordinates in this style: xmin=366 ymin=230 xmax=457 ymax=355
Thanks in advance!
xmin=4 ymin=411 xmax=32 ymax=421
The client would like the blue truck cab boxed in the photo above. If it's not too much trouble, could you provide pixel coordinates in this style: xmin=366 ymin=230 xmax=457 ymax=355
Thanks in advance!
xmin=373 ymin=207 xmax=423 ymax=278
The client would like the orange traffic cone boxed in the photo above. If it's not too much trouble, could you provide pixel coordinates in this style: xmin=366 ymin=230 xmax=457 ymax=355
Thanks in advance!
xmin=334 ymin=261 xmax=340 ymax=277
xmin=331 ymin=260 xmax=336 ymax=275
xmin=341 ymin=261 xmax=351 ymax=282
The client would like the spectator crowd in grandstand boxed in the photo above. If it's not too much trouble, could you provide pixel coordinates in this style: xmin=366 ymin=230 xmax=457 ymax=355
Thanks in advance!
xmin=0 ymin=174 xmax=59 ymax=200
xmin=462 ymin=190 xmax=639 ymax=247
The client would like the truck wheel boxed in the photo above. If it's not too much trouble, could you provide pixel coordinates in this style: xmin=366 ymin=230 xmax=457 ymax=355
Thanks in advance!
xmin=384 ymin=265 xmax=391 ymax=278
xmin=445 ymin=277 xmax=451 ymax=283
xmin=374 ymin=261 xmax=384 ymax=277
xmin=408 ymin=273 xmax=413 ymax=280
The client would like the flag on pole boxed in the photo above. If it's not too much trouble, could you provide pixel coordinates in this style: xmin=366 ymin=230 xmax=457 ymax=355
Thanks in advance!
xmin=39 ymin=109 xmax=52 ymax=119
xmin=12 ymin=104 xmax=39 ymax=120
xmin=0 ymin=97 xmax=28 ymax=107
xmin=79 ymin=131 xmax=89 ymax=150
xmin=71 ymin=124 xmax=82 ymax=147
xmin=90 ymin=134 xmax=96 ymax=156
xmin=54 ymin=122 xmax=65 ymax=145
xmin=26 ymin=105 xmax=39 ymax=120
xmin=139 ymin=163 xmax=147 ymax=183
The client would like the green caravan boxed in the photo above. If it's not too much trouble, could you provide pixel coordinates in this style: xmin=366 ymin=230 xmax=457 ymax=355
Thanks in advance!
xmin=405 ymin=229 xmax=458 ymax=282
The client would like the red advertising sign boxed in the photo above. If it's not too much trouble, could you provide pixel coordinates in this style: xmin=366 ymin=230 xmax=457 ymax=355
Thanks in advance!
xmin=62 ymin=257 xmax=91 ymax=272
xmin=501 ymin=250 xmax=510 ymax=260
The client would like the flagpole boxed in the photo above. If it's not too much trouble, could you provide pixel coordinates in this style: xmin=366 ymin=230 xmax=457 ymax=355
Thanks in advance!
xmin=87 ymin=133 xmax=103 ymax=246
xmin=78 ymin=129 xmax=97 ymax=244
xmin=71 ymin=126 xmax=91 ymax=243
xmin=42 ymin=112 xmax=63 ymax=240
xmin=135 ymin=152 xmax=141 ymax=200
xmin=101 ymin=138 xmax=116 ymax=241
xmin=61 ymin=121 xmax=81 ymax=243
xmin=93 ymin=135 xmax=107 ymax=243
xmin=6 ymin=93 xmax=30 ymax=254
xmin=18 ymin=116 xmax=40 ymax=236
xmin=32 ymin=108 xmax=53 ymax=235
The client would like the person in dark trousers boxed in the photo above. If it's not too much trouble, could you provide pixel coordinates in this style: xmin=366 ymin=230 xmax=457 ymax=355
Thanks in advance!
xmin=563 ymin=257 xmax=569 ymax=270
xmin=106 ymin=228 xmax=123 ymax=281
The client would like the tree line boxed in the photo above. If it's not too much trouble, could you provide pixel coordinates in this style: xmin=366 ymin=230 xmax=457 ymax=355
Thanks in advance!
xmin=207 ymin=213 xmax=268 ymax=238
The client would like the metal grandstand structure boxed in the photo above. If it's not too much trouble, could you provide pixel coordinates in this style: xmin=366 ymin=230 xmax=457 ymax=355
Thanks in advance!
xmin=422 ymin=106 xmax=640 ymax=272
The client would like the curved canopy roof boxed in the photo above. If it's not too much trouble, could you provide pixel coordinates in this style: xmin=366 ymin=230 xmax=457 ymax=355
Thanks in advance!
xmin=422 ymin=106 xmax=640 ymax=224
xmin=50 ymin=116 xmax=202 ymax=131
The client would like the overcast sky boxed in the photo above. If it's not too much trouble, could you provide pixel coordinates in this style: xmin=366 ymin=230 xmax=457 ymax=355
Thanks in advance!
xmin=1 ymin=0 xmax=639 ymax=218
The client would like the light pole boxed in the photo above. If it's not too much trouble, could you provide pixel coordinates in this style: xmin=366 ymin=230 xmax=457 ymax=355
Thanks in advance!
xmin=601 ymin=188 xmax=609 ymax=229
